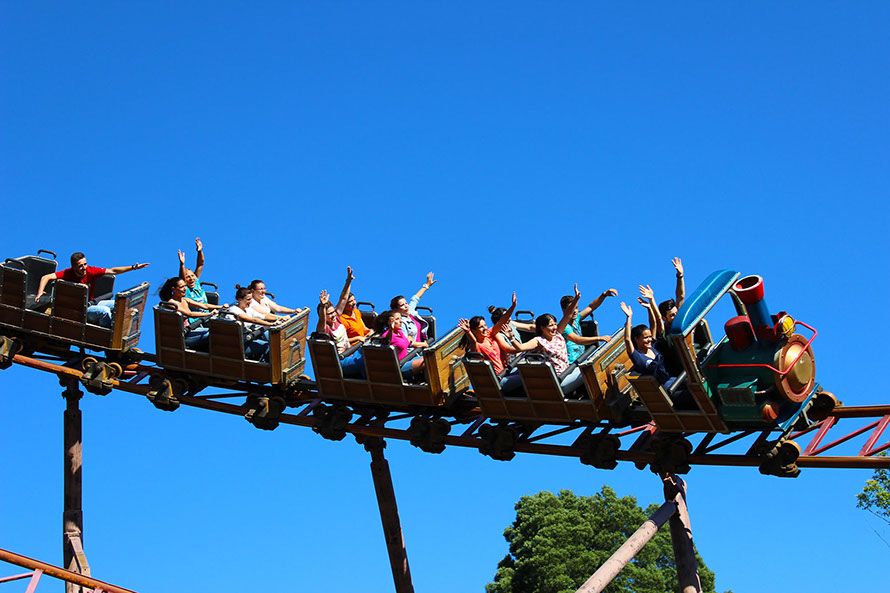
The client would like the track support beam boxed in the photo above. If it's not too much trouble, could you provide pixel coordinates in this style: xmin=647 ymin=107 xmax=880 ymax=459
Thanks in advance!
xmin=575 ymin=473 xmax=702 ymax=593
xmin=662 ymin=474 xmax=702 ymax=593
xmin=363 ymin=437 xmax=414 ymax=593
xmin=62 ymin=379 xmax=90 ymax=593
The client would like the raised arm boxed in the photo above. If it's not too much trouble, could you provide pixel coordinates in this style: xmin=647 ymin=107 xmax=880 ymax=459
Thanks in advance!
xmin=106 ymin=262 xmax=150 ymax=276
xmin=316 ymin=290 xmax=330 ymax=334
xmin=190 ymin=238 xmax=204 ymax=278
xmin=578 ymin=287 xmax=618 ymax=318
xmin=408 ymin=272 xmax=437 ymax=309
xmin=620 ymin=301 xmax=635 ymax=356
xmin=336 ymin=266 xmax=354 ymax=315
xmin=34 ymin=272 xmax=57 ymax=302
xmin=673 ymin=257 xmax=685 ymax=307
xmin=490 ymin=292 xmax=518 ymax=338
xmin=556 ymin=284 xmax=581 ymax=334
xmin=458 ymin=318 xmax=477 ymax=346
xmin=639 ymin=285 xmax=664 ymax=337
xmin=178 ymin=249 xmax=187 ymax=279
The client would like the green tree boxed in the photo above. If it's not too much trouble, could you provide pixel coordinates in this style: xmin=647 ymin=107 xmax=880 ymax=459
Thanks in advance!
xmin=857 ymin=462 xmax=890 ymax=524
xmin=486 ymin=487 xmax=718 ymax=593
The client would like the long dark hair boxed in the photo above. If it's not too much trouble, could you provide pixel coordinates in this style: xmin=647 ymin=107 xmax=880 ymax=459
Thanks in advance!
xmin=389 ymin=295 xmax=406 ymax=311
xmin=159 ymin=277 xmax=183 ymax=301
xmin=535 ymin=313 xmax=557 ymax=336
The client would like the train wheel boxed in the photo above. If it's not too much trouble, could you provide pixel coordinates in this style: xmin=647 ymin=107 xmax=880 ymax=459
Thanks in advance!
xmin=107 ymin=362 xmax=123 ymax=380
xmin=81 ymin=357 xmax=98 ymax=371
xmin=808 ymin=390 xmax=838 ymax=422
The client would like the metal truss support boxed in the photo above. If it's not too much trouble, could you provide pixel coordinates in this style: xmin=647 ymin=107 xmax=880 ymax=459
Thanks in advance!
xmin=62 ymin=380 xmax=90 ymax=593
xmin=576 ymin=474 xmax=701 ymax=593
xmin=364 ymin=438 xmax=414 ymax=593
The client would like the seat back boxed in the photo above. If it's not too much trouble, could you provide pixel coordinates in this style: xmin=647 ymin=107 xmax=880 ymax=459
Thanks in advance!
xmin=110 ymin=282 xmax=150 ymax=351
xmin=362 ymin=342 xmax=438 ymax=406
xmin=50 ymin=281 xmax=88 ymax=342
xmin=422 ymin=327 xmax=469 ymax=396
xmin=357 ymin=302 xmax=377 ymax=334
xmin=415 ymin=306 xmax=436 ymax=341
xmin=268 ymin=309 xmax=310 ymax=384
xmin=202 ymin=281 xmax=220 ymax=306
xmin=579 ymin=317 xmax=599 ymax=338
xmin=516 ymin=356 xmax=572 ymax=421
xmin=154 ymin=306 xmax=187 ymax=368
xmin=208 ymin=318 xmax=248 ymax=380
xmin=91 ymin=274 xmax=116 ymax=303
xmin=0 ymin=265 xmax=26 ymax=327
xmin=578 ymin=328 xmax=634 ymax=422
xmin=15 ymin=255 xmax=57 ymax=296
xmin=668 ymin=332 xmax=727 ymax=432
xmin=308 ymin=335 xmax=347 ymax=397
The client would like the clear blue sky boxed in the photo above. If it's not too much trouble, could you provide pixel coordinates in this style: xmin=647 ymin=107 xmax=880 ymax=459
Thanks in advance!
xmin=2 ymin=3 xmax=889 ymax=592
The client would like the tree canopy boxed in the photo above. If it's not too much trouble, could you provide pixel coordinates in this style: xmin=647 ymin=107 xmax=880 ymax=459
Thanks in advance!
xmin=857 ymin=461 xmax=890 ymax=524
xmin=486 ymin=487 xmax=719 ymax=593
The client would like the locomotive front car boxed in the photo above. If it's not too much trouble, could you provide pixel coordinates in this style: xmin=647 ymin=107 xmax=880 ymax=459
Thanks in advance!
xmin=0 ymin=250 xmax=149 ymax=367
xmin=666 ymin=269 xmax=834 ymax=434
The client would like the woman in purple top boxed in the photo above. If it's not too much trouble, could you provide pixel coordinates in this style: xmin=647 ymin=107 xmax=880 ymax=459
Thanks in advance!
xmin=381 ymin=311 xmax=428 ymax=377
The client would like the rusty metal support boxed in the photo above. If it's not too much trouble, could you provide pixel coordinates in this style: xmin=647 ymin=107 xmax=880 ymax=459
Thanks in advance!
xmin=62 ymin=379 xmax=90 ymax=593
xmin=363 ymin=438 xmax=414 ymax=593
xmin=575 ymin=499 xmax=677 ymax=593
xmin=662 ymin=474 xmax=702 ymax=593
xmin=0 ymin=547 xmax=136 ymax=593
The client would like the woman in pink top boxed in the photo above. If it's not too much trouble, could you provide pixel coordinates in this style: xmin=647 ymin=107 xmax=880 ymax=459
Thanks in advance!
xmin=381 ymin=311 xmax=428 ymax=378
xmin=512 ymin=285 xmax=586 ymax=395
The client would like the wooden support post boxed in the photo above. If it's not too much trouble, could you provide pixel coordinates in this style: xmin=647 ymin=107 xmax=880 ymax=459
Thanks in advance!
xmin=62 ymin=380 xmax=90 ymax=593
xmin=363 ymin=438 xmax=414 ymax=593
xmin=575 ymin=500 xmax=677 ymax=593
xmin=662 ymin=474 xmax=702 ymax=593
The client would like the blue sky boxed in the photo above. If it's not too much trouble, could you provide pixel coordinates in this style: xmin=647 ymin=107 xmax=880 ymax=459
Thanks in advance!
xmin=1 ymin=3 xmax=889 ymax=592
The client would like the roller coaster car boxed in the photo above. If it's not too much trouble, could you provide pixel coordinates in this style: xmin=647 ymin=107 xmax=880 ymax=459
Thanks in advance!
xmin=153 ymin=306 xmax=310 ymax=386
xmin=0 ymin=252 xmax=149 ymax=359
xmin=465 ymin=330 xmax=639 ymax=426
xmin=307 ymin=326 xmax=467 ymax=410
xmin=628 ymin=269 xmax=831 ymax=434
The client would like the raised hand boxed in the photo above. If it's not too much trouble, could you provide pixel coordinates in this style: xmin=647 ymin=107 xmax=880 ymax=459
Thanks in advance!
xmin=602 ymin=288 xmax=618 ymax=298
xmin=638 ymin=284 xmax=655 ymax=301
xmin=672 ymin=257 xmax=683 ymax=276
xmin=195 ymin=237 xmax=203 ymax=252
xmin=620 ymin=301 xmax=633 ymax=317
xmin=457 ymin=318 xmax=470 ymax=333
xmin=178 ymin=250 xmax=186 ymax=265
xmin=132 ymin=263 xmax=150 ymax=270
xmin=319 ymin=290 xmax=330 ymax=305
xmin=573 ymin=283 xmax=581 ymax=299
xmin=346 ymin=266 xmax=355 ymax=281
xmin=637 ymin=296 xmax=649 ymax=306
xmin=511 ymin=291 xmax=517 ymax=307
xmin=425 ymin=272 xmax=437 ymax=288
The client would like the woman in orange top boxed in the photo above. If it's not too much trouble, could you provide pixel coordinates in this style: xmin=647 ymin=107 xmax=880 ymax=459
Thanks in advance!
xmin=458 ymin=292 xmax=518 ymax=375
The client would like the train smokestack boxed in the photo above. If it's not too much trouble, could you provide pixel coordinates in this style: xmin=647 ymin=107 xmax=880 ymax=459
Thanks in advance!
xmin=734 ymin=275 xmax=775 ymax=342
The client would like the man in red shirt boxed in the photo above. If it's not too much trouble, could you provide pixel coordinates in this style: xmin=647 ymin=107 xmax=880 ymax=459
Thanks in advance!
xmin=35 ymin=251 xmax=150 ymax=327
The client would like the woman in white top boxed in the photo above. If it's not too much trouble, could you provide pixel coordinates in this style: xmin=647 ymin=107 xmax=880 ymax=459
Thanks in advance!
xmin=228 ymin=285 xmax=280 ymax=361
xmin=511 ymin=285 xmax=586 ymax=395
xmin=248 ymin=279 xmax=304 ymax=318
